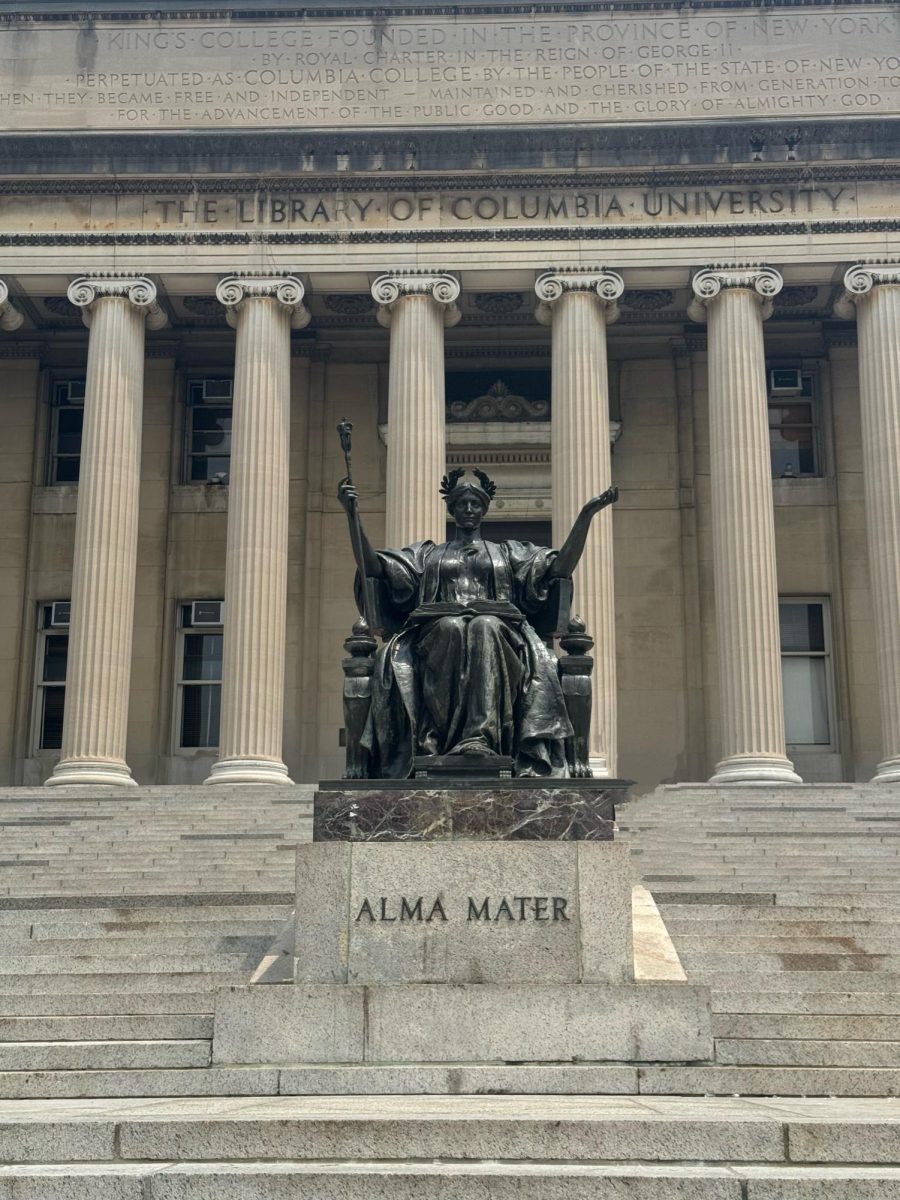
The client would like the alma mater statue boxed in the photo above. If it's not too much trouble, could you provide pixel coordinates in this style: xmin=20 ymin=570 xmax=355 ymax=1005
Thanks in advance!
xmin=339 ymin=468 xmax=617 ymax=779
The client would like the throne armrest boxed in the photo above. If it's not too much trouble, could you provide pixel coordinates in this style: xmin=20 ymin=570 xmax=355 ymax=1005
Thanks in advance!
xmin=530 ymin=576 xmax=573 ymax=639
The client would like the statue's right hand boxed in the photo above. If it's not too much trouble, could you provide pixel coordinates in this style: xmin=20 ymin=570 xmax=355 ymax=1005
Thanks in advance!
xmin=338 ymin=476 xmax=358 ymax=515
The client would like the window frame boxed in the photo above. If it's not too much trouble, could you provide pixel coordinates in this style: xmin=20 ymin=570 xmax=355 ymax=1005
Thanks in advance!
xmin=31 ymin=602 xmax=69 ymax=754
xmin=183 ymin=377 xmax=234 ymax=485
xmin=173 ymin=600 xmax=224 ymax=754
xmin=768 ymin=367 xmax=821 ymax=479
xmin=47 ymin=378 xmax=86 ymax=485
xmin=779 ymin=595 xmax=838 ymax=753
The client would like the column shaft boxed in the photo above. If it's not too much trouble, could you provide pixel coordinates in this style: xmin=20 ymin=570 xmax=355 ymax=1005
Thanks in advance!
xmin=385 ymin=295 xmax=447 ymax=547
xmin=854 ymin=283 xmax=900 ymax=779
xmin=550 ymin=291 xmax=617 ymax=776
xmin=49 ymin=295 xmax=147 ymax=785
xmin=207 ymin=294 xmax=294 ymax=784
xmin=699 ymin=274 xmax=799 ymax=783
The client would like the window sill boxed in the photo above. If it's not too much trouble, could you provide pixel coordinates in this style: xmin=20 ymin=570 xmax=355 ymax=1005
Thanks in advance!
xmin=772 ymin=477 xmax=835 ymax=506
xmin=33 ymin=486 xmax=78 ymax=515
xmin=171 ymin=484 xmax=229 ymax=513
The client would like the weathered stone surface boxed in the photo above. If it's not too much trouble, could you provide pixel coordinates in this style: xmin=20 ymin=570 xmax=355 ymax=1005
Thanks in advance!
xmin=211 ymin=986 xmax=365 ymax=1066
xmin=211 ymin=981 xmax=712 ymax=1066
xmin=294 ymin=840 xmax=632 ymax=986
xmin=313 ymin=783 xmax=618 ymax=842
xmin=277 ymin=1063 xmax=639 ymax=1095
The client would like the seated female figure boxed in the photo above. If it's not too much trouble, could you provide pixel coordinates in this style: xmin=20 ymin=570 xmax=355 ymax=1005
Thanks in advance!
xmin=339 ymin=468 xmax=617 ymax=778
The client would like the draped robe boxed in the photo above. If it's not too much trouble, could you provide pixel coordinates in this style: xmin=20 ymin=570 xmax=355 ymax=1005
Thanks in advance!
xmin=356 ymin=538 xmax=573 ymax=778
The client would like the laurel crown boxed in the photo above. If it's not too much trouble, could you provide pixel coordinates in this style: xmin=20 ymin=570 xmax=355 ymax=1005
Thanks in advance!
xmin=439 ymin=468 xmax=497 ymax=501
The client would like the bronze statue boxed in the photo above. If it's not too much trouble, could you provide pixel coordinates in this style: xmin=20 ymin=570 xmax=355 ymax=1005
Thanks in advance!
xmin=338 ymin=457 xmax=617 ymax=779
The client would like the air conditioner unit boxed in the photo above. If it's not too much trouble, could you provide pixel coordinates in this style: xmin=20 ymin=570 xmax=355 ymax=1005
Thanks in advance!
xmin=190 ymin=600 xmax=224 ymax=627
xmin=50 ymin=601 xmax=71 ymax=628
xmin=769 ymin=367 xmax=803 ymax=395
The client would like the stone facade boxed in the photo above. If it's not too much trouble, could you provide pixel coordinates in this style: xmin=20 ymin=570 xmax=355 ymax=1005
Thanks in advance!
xmin=0 ymin=1 xmax=897 ymax=791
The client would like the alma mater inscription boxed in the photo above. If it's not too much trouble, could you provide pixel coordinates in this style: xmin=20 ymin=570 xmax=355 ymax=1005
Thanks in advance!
xmin=355 ymin=895 xmax=572 ymax=922
xmin=0 ymin=9 xmax=897 ymax=131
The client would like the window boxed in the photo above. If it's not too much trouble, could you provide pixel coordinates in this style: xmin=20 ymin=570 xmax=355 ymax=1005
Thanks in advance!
xmin=48 ymin=379 xmax=85 ymax=483
xmin=780 ymin=599 xmax=834 ymax=747
xmin=176 ymin=602 xmax=224 ymax=748
xmin=185 ymin=378 xmax=233 ymax=482
xmin=768 ymin=370 xmax=820 ymax=478
xmin=33 ymin=602 xmax=69 ymax=751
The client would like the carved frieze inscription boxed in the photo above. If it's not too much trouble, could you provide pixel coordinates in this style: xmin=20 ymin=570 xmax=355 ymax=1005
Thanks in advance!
xmin=0 ymin=181 xmax=878 ymax=233
xmin=0 ymin=10 xmax=898 ymax=131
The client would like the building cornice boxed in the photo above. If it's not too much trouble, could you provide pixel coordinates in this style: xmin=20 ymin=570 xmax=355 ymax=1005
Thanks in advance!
xmin=1 ymin=217 xmax=897 ymax=249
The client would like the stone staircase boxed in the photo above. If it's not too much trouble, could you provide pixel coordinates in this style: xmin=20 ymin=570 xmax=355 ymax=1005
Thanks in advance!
xmin=3 ymin=782 xmax=900 ymax=1195
xmin=0 ymin=786 xmax=312 ymax=1100
xmin=621 ymin=782 xmax=900 ymax=1097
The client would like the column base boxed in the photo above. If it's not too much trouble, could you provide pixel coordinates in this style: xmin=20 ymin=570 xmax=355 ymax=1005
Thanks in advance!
xmin=589 ymin=755 xmax=611 ymax=779
xmin=709 ymin=753 xmax=802 ymax=784
xmin=872 ymin=757 xmax=900 ymax=783
xmin=46 ymin=759 xmax=137 ymax=787
xmin=204 ymin=757 xmax=294 ymax=786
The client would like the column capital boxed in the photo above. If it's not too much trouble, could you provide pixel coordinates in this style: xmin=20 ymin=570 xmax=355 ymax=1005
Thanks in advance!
xmin=372 ymin=271 xmax=461 ymax=328
xmin=688 ymin=265 xmax=782 ymax=323
xmin=216 ymin=274 xmax=310 ymax=330
xmin=0 ymin=280 xmax=24 ymax=332
xmin=534 ymin=268 xmax=624 ymax=326
xmin=67 ymin=276 xmax=168 ymax=331
xmin=834 ymin=262 xmax=900 ymax=319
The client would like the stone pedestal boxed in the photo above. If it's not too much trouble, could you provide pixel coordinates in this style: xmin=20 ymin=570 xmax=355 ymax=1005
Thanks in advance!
xmin=48 ymin=278 xmax=167 ymax=788
xmin=536 ymin=270 xmax=623 ymax=777
xmin=373 ymin=272 xmax=460 ymax=548
xmin=212 ymin=781 xmax=712 ymax=1086
xmin=835 ymin=266 xmax=900 ymax=782
xmin=689 ymin=267 xmax=801 ymax=785
xmin=205 ymin=276 xmax=308 ymax=786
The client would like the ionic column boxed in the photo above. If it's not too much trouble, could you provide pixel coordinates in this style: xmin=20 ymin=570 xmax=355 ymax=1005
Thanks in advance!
xmin=689 ymin=266 xmax=800 ymax=783
xmin=48 ymin=277 xmax=167 ymax=787
xmin=835 ymin=264 xmax=900 ymax=781
xmin=0 ymin=281 xmax=24 ymax=331
xmin=205 ymin=276 xmax=309 ymax=786
xmin=535 ymin=269 xmax=624 ymax=778
xmin=372 ymin=272 xmax=460 ymax=547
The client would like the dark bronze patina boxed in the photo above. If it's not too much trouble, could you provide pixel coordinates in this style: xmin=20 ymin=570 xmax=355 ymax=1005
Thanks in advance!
xmin=337 ymin=422 xmax=617 ymax=780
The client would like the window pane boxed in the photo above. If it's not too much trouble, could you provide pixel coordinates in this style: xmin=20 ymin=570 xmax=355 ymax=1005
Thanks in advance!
xmin=192 ymin=407 xmax=231 ymax=432
xmin=40 ymin=687 xmax=66 ymax=749
xmin=780 ymin=603 xmax=825 ymax=653
xmin=782 ymin=656 xmax=830 ymax=744
xmin=181 ymin=684 xmax=221 ymax=747
xmin=190 ymin=456 xmax=230 ymax=483
xmin=53 ymin=457 xmax=81 ymax=483
xmin=769 ymin=403 xmax=812 ymax=428
xmin=42 ymin=635 xmax=68 ymax=682
xmin=182 ymin=633 xmax=223 ymax=681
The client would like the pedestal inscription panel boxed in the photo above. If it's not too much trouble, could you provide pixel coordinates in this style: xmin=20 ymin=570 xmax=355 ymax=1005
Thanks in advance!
xmin=1 ymin=8 xmax=897 ymax=132
xmin=294 ymin=840 xmax=634 ymax=986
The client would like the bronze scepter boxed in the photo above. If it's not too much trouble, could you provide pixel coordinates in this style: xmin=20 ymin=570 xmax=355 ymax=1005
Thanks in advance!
xmin=337 ymin=419 xmax=373 ymax=629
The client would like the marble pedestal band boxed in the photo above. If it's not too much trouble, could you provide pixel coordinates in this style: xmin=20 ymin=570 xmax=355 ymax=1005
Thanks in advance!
xmin=48 ymin=278 xmax=167 ymax=788
xmin=689 ymin=267 xmax=801 ymax=785
xmin=205 ymin=276 xmax=309 ymax=786
xmin=373 ymin=272 xmax=460 ymax=548
xmin=835 ymin=265 xmax=900 ymax=783
xmin=536 ymin=269 xmax=624 ymax=779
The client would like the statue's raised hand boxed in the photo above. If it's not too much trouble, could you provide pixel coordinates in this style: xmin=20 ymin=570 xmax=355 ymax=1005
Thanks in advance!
xmin=338 ymin=476 xmax=359 ymax=515
xmin=581 ymin=486 xmax=619 ymax=519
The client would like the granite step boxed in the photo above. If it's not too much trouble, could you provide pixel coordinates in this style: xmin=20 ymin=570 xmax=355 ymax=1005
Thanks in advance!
xmin=0 ymin=993 xmax=215 ymax=1017
xmin=710 ymin=991 xmax=900 ymax=1015
xmin=0 ymin=1066 xmax=279 ymax=1100
xmin=712 ymin=1014 xmax=900 ymax=1040
xmin=0 ymin=1039 xmax=211 ymax=1071
xmin=0 ymin=1015 xmax=213 ymax=1042
xmin=6 ymin=1161 xmax=900 ymax=1200
xmin=639 ymin=1064 xmax=900 ymax=1097
xmin=715 ymin=1038 xmax=900 ymax=1068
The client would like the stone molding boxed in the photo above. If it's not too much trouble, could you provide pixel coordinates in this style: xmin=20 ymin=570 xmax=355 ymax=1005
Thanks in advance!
xmin=67 ymin=276 xmax=168 ymax=331
xmin=688 ymin=265 xmax=783 ymax=323
xmin=215 ymin=274 xmax=310 ymax=330
xmin=372 ymin=272 xmax=461 ymax=329
xmin=0 ymin=280 xmax=24 ymax=332
xmin=534 ymin=269 xmax=625 ymax=326
xmin=833 ymin=262 xmax=900 ymax=320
